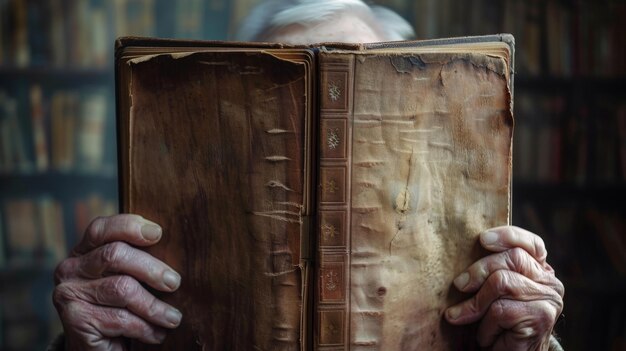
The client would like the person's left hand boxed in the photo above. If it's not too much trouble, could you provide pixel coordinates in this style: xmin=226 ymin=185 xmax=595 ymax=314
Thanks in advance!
xmin=445 ymin=226 xmax=564 ymax=351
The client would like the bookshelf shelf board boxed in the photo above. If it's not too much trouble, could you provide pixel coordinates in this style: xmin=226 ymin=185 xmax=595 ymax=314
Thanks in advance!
xmin=0 ymin=66 xmax=112 ymax=83
xmin=562 ymin=277 xmax=626 ymax=295
xmin=0 ymin=172 xmax=117 ymax=199
xmin=516 ymin=76 xmax=626 ymax=93
xmin=512 ymin=182 xmax=626 ymax=205
xmin=0 ymin=263 xmax=55 ymax=283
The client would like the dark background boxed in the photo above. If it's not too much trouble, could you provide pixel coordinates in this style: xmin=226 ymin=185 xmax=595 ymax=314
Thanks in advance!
xmin=0 ymin=0 xmax=624 ymax=350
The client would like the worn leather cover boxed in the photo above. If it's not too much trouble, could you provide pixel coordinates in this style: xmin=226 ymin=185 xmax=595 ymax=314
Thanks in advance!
xmin=118 ymin=49 xmax=312 ymax=350
xmin=314 ymin=51 xmax=512 ymax=350
xmin=116 ymin=35 xmax=514 ymax=351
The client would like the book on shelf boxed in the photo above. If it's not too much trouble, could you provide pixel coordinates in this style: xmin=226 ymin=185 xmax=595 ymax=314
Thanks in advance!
xmin=546 ymin=0 xmax=572 ymax=77
xmin=0 ymin=0 xmax=161 ymax=69
xmin=116 ymin=34 xmax=514 ymax=350
xmin=587 ymin=210 xmax=626 ymax=277
xmin=30 ymin=84 xmax=49 ymax=172
xmin=618 ymin=106 xmax=626 ymax=180
xmin=51 ymin=91 xmax=78 ymax=172
xmin=0 ymin=210 xmax=5 ymax=268
xmin=1 ymin=286 xmax=36 ymax=349
xmin=76 ymin=89 xmax=108 ymax=173
xmin=12 ymin=0 xmax=29 ymax=67
xmin=0 ymin=91 xmax=33 ymax=174
xmin=74 ymin=194 xmax=117 ymax=241
xmin=37 ymin=196 xmax=67 ymax=264
xmin=0 ymin=87 xmax=112 ymax=175
xmin=49 ymin=0 xmax=66 ymax=67
xmin=0 ymin=0 xmax=5 ymax=65
xmin=114 ymin=0 xmax=156 ymax=39
xmin=175 ymin=0 xmax=205 ymax=39
xmin=1 ymin=197 xmax=66 ymax=266
xmin=3 ymin=199 xmax=38 ymax=265
xmin=514 ymin=91 xmax=626 ymax=184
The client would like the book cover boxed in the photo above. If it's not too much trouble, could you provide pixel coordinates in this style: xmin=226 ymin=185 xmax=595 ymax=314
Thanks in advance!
xmin=116 ymin=35 xmax=514 ymax=350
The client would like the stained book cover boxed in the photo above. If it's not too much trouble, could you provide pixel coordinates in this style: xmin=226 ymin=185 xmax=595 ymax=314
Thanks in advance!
xmin=116 ymin=35 xmax=514 ymax=351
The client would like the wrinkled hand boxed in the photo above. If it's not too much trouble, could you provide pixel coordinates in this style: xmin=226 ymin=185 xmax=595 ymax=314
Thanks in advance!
xmin=445 ymin=226 xmax=564 ymax=351
xmin=53 ymin=214 xmax=182 ymax=350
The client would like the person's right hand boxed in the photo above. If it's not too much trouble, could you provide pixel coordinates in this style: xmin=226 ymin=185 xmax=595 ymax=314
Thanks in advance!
xmin=53 ymin=214 xmax=182 ymax=350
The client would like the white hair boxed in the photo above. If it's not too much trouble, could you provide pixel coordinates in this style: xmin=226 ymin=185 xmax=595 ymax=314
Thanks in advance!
xmin=235 ymin=0 xmax=415 ymax=42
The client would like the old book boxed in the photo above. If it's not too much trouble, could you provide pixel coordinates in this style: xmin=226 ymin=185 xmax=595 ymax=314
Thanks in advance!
xmin=116 ymin=34 xmax=514 ymax=351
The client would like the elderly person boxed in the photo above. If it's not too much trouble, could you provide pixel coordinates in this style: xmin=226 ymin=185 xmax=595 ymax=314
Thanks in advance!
xmin=51 ymin=1 xmax=564 ymax=350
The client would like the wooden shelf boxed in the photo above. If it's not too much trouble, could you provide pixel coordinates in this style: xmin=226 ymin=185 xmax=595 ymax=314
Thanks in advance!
xmin=0 ymin=171 xmax=117 ymax=199
xmin=561 ymin=276 xmax=626 ymax=295
xmin=0 ymin=262 xmax=55 ymax=283
xmin=0 ymin=66 xmax=113 ymax=83
xmin=516 ymin=76 xmax=626 ymax=93
xmin=512 ymin=182 xmax=626 ymax=206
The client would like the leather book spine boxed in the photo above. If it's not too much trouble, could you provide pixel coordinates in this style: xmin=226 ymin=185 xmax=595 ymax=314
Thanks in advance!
xmin=314 ymin=52 xmax=355 ymax=350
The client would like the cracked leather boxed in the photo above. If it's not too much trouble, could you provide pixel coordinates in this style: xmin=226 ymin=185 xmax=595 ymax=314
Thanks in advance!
xmin=123 ymin=51 xmax=307 ymax=351
xmin=346 ymin=53 xmax=512 ymax=350
xmin=118 ymin=41 xmax=513 ymax=351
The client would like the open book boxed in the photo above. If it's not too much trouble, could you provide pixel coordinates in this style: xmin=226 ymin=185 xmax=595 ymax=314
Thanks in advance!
xmin=116 ymin=34 xmax=514 ymax=351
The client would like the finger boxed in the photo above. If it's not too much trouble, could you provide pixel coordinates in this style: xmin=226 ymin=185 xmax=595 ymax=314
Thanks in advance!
xmin=476 ymin=299 xmax=558 ymax=349
xmin=480 ymin=226 xmax=548 ymax=263
xmin=73 ymin=214 xmax=162 ymax=256
xmin=59 ymin=275 xmax=182 ymax=329
xmin=56 ymin=241 xmax=181 ymax=292
xmin=452 ymin=248 xmax=564 ymax=297
xmin=445 ymin=270 xmax=562 ymax=325
xmin=79 ymin=301 xmax=167 ymax=345
xmin=491 ymin=333 xmax=549 ymax=351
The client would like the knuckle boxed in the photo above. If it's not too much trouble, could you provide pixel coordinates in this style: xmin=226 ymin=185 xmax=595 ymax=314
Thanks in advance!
xmin=112 ymin=307 xmax=150 ymax=334
xmin=109 ymin=275 xmax=140 ymax=299
xmin=113 ymin=307 xmax=132 ymax=326
xmin=533 ymin=236 xmax=547 ymax=260
xmin=53 ymin=283 xmax=79 ymax=309
xmin=84 ymin=216 xmax=108 ymax=247
xmin=54 ymin=259 xmax=74 ymax=284
xmin=486 ymin=270 xmax=512 ymax=296
xmin=534 ymin=301 xmax=558 ymax=332
xmin=60 ymin=300 xmax=88 ymax=327
xmin=506 ymin=247 xmax=526 ymax=269
xmin=490 ymin=299 xmax=508 ymax=319
xmin=466 ymin=297 xmax=481 ymax=316
xmin=100 ymin=242 xmax=128 ymax=269
xmin=145 ymin=295 xmax=161 ymax=319
xmin=117 ymin=214 xmax=144 ymax=235
xmin=554 ymin=278 xmax=565 ymax=299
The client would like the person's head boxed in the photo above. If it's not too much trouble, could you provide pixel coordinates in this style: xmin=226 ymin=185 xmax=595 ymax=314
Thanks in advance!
xmin=235 ymin=0 xmax=415 ymax=44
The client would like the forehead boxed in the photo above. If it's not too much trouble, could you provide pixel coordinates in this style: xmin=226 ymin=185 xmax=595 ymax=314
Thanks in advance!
xmin=263 ymin=12 xmax=384 ymax=44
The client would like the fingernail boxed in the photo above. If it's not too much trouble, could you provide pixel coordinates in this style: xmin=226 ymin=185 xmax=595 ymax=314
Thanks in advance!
xmin=141 ymin=224 xmax=162 ymax=241
xmin=482 ymin=231 xmax=498 ymax=245
xmin=163 ymin=270 xmax=181 ymax=290
xmin=154 ymin=329 xmax=167 ymax=343
xmin=165 ymin=308 xmax=182 ymax=326
xmin=453 ymin=272 xmax=470 ymax=290
xmin=447 ymin=306 xmax=462 ymax=320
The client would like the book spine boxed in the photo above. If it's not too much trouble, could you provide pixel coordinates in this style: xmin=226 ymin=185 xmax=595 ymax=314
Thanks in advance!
xmin=77 ymin=90 xmax=106 ymax=172
xmin=315 ymin=52 xmax=354 ymax=350
xmin=12 ymin=0 xmax=29 ymax=67
xmin=30 ymin=85 xmax=48 ymax=172
xmin=0 ymin=208 xmax=5 ymax=268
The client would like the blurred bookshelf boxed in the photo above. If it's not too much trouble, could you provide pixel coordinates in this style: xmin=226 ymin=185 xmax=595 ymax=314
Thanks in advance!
xmin=379 ymin=0 xmax=626 ymax=350
xmin=1 ymin=0 xmax=625 ymax=350
xmin=0 ymin=0 xmax=239 ymax=349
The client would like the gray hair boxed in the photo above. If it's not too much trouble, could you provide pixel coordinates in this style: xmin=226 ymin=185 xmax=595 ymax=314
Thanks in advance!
xmin=235 ymin=0 xmax=415 ymax=42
